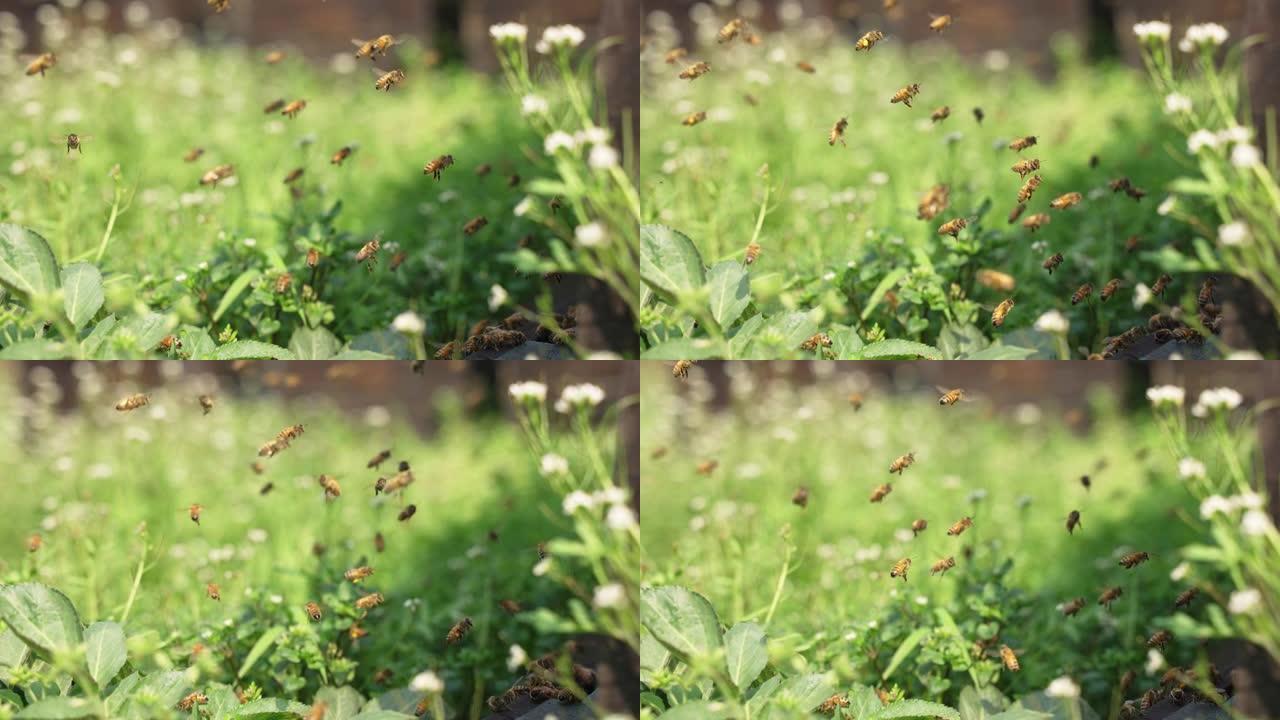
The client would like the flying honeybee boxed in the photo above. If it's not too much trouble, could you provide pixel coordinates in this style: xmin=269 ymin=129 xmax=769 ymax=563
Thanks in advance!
xmin=664 ymin=48 xmax=688 ymax=64
xmin=1198 ymin=277 xmax=1216 ymax=307
xmin=1066 ymin=510 xmax=1082 ymax=534
xmin=319 ymin=475 xmax=341 ymax=499
xmin=938 ymin=218 xmax=967 ymax=237
xmin=795 ymin=61 xmax=816 ymax=73
xmin=931 ymin=556 xmax=955 ymax=575
xmin=678 ymin=61 xmax=710 ymax=80
xmin=937 ymin=388 xmax=966 ymax=406
xmin=1099 ymin=586 xmax=1123 ymax=608
xmin=696 ymin=460 xmax=718 ymax=475
xmin=911 ymin=519 xmax=927 ymax=535
xmin=178 ymin=692 xmax=209 ymax=712
xmin=1017 ymin=175 xmax=1043 ymax=203
xmin=207 ymin=0 xmax=230 ymax=12
xmin=829 ymin=117 xmax=848 ymax=146
xmin=206 ymin=583 xmax=220 ymax=601
xmin=1101 ymin=279 xmax=1121 ymax=301
xmin=817 ymin=694 xmax=851 ymax=714
xmin=745 ymin=241 xmax=762 ymax=265
xmin=423 ymin=154 xmax=454 ymax=179
xmin=1061 ymin=597 xmax=1085 ymax=616
xmin=56 ymin=133 xmax=92 ymax=155
xmin=200 ymin=164 xmax=235 ymax=186
xmin=1119 ymin=551 xmax=1150 ymax=569
xmin=345 ymin=565 xmax=374 ymax=583
xmin=1043 ymin=253 xmax=1064 ymax=274
xmin=398 ymin=505 xmax=417 ymax=522
xmin=283 ymin=168 xmax=304 ymax=185
xmin=463 ymin=216 xmax=488 ymax=235
xmin=1050 ymin=192 xmax=1084 ymax=210
xmin=889 ymin=452 xmax=915 ymax=475
xmin=198 ymin=394 xmax=215 ymax=415
xmin=931 ymin=106 xmax=951 ymax=123
xmin=367 ymin=450 xmax=391 ymax=469
xmin=917 ymin=184 xmax=950 ymax=221
xmin=792 ymin=486 xmax=809 ymax=508
xmin=446 ymin=617 xmax=473 ymax=646
xmin=848 ymin=392 xmax=864 ymax=411
xmin=992 ymin=299 xmax=1015 ymax=327
xmin=1072 ymin=283 xmax=1094 ymax=305
xmin=999 ymin=645 xmax=1019 ymax=671
xmin=929 ymin=14 xmax=953 ymax=32
xmin=1011 ymin=159 xmax=1040 ymax=178
xmin=281 ymin=100 xmax=307 ymax=118
xmin=974 ymin=107 xmax=985 ymax=124
xmin=189 ymin=504 xmax=204 ymax=524
xmin=184 ymin=147 xmax=205 ymax=163
xmin=306 ymin=602 xmax=323 ymax=621
xmin=947 ymin=516 xmax=973 ymax=536
xmin=356 ymin=238 xmax=381 ymax=267
xmin=976 ymin=269 xmax=1016 ymax=292
xmin=355 ymin=593 xmax=385 ymax=611
xmin=717 ymin=18 xmax=746 ymax=43
xmin=1022 ymin=213 xmax=1050 ymax=232
xmin=264 ymin=50 xmax=286 ymax=64
xmin=27 ymin=534 xmax=42 ymax=553
xmin=373 ymin=68 xmax=406 ymax=91
xmin=354 ymin=35 xmax=397 ymax=61
xmin=672 ymin=359 xmax=694 ymax=378
xmin=890 ymin=83 xmax=921 ymax=108
xmin=1148 ymin=630 xmax=1172 ymax=649
xmin=1009 ymin=136 xmax=1038 ymax=152
xmin=869 ymin=483 xmax=893 ymax=502
xmin=263 ymin=98 xmax=287 ymax=114
xmin=1152 ymin=273 xmax=1172 ymax=297
xmin=682 ymin=111 xmax=707 ymax=127
xmin=25 ymin=52 xmax=57 ymax=77
xmin=1174 ymin=587 xmax=1198 ymax=609
xmin=855 ymin=30 xmax=885 ymax=52
xmin=1008 ymin=203 xmax=1027 ymax=224
xmin=115 ymin=393 xmax=149 ymax=411
xmin=890 ymin=557 xmax=911 ymax=581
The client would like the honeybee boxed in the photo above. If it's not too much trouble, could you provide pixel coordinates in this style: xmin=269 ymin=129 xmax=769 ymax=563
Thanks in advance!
xmin=463 ymin=217 xmax=488 ymax=235
xmin=508 ymin=173 xmax=521 ymax=187
xmin=423 ymin=154 xmax=454 ymax=179
xmin=354 ymin=35 xmax=396 ymax=61
xmin=306 ymin=602 xmax=323 ymax=621
xmin=283 ymin=168 xmax=304 ymax=185
xmin=947 ymin=516 xmax=973 ymax=536
xmin=672 ymin=360 xmax=694 ymax=378
xmin=372 ymin=669 xmax=393 ymax=685
xmin=374 ymin=68 xmax=406 ymax=92
xmin=999 ymin=645 xmax=1019 ymax=671
xmin=1017 ymin=175 xmax=1043 ymax=203
xmin=1043 ymin=253 xmax=1064 ymax=274
xmin=367 ymin=450 xmax=391 ymax=469
xmin=1198 ymin=277 xmax=1216 ymax=307
xmin=384 ymin=467 xmax=415 ymax=493
xmin=792 ymin=486 xmax=809 ymax=508
xmin=398 ymin=505 xmax=417 ymax=522
xmin=930 ymin=556 xmax=955 ymax=575
xmin=1022 ymin=213 xmax=1050 ymax=232
xmin=976 ymin=269 xmax=1016 ymax=292
xmin=974 ymin=107 xmax=985 ymax=124
xmin=474 ymin=163 xmax=491 ymax=177
xmin=890 ymin=83 xmax=920 ymax=108
xmin=25 ymin=52 xmax=57 ymax=77
xmin=207 ymin=0 xmax=230 ymax=11
xmin=433 ymin=342 xmax=456 ymax=360
xmin=446 ymin=617 xmax=473 ymax=646
xmin=817 ymin=694 xmax=851 ymax=714
xmin=745 ymin=241 xmax=762 ymax=265
xmin=281 ymin=100 xmax=307 ymax=118
xmin=717 ymin=18 xmax=746 ymax=43
xmin=319 ymin=475 xmax=341 ymax=499
xmin=696 ymin=460 xmax=718 ymax=475
xmin=829 ymin=117 xmax=848 ymax=146
xmin=56 ymin=133 xmax=92 ymax=155
xmin=499 ymin=599 xmax=523 ymax=615
xmin=1101 ymin=279 xmax=1121 ymax=301
xmin=1072 ymin=283 xmax=1093 ymax=305
xmin=1119 ymin=551 xmax=1150 ymax=569
xmin=800 ymin=333 xmax=832 ymax=352
xmin=911 ymin=519 xmax=927 ymax=536
xmin=937 ymin=388 xmax=966 ymax=406
xmin=855 ymin=30 xmax=885 ymax=52
xmin=264 ymin=50 xmax=286 ymax=64
xmin=929 ymin=14 xmax=953 ymax=33
xmin=848 ymin=392 xmax=864 ymax=411
xmin=1063 ymin=510 xmax=1082 ymax=535
xmin=1120 ymin=669 xmax=1137 ymax=694
xmin=183 ymin=147 xmax=205 ymax=163
xmin=682 ymin=111 xmax=707 ymax=127
xmin=389 ymin=251 xmax=406 ymax=270
xmin=992 ymin=299 xmax=1015 ymax=327
xmin=355 ymin=593 xmax=385 ymax=611
xmin=187 ymin=504 xmax=203 ymax=525
xmin=414 ymin=698 xmax=428 ymax=717
xmin=1080 ymin=474 xmax=1092 ymax=491
xmin=197 ymin=394 xmax=215 ymax=415
xmin=200 ymin=164 xmax=235 ymax=186
xmin=178 ymin=692 xmax=209 ymax=711
xmin=1099 ymin=586 xmax=1123 ymax=608
xmin=664 ymin=48 xmax=688 ymax=64
xmin=1140 ymin=689 xmax=1160 ymax=711
xmin=1061 ymin=597 xmax=1085 ymax=616
xmin=356 ymin=238 xmax=381 ymax=267
xmin=917 ymin=184 xmax=951 ymax=221
xmin=374 ymin=532 xmax=386 ymax=553
xmin=27 ymin=534 xmax=42 ymax=553
xmin=206 ymin=583 xmax=221 ymax=601
xmin=931 ymin=106 xmax=951 ymax=123
xmin=348 ymin=624 xmax=368 ymax=640
xmin=1108 ymin=177 xmax=1132 ymax=194
xmin=869 ymin=483 xmax=893 ymax=502
xmin=1050 ymin=192 xmax=1083 ymax=210
xmin=678 ymin=61 xmax=710 ymax=80
xmin=938 ymin=218 xmax=967 ymax=237
xmin=889 ymin=452 xmax=915 ymax=475
xmin=345 ymin=566 xmax=374 ymax=583
xmin=796 ymin=61 xmax=816 ymax=73
xmin=1148 ymin=630 xmax=1172 ymax=649
xmin=1174 ymin=587 xmax=1198 ymax=609
xmin=1011 ymin=159 xmax=1040 ymax=178
xmin=115 ymin=393 xmax=149 ymax=411
xmin=890 ymin=558 xmax=911 ymax=581
xmin=307 ymin=703 xmax=328 ymax=720
xmin=1009 ymin=136 xmax=1038 ymax=152
xmin=1152 ymin=273 xmax=1172 ymax=296
xmin=262 ymin=99 xmax=288 ymax=115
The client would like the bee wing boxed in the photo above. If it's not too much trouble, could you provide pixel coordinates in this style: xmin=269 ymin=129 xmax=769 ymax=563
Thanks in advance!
xmin=352 ymin=38 xmax=368 ymax=47
xmin=50 ymin=134 xmax=67 ymax=143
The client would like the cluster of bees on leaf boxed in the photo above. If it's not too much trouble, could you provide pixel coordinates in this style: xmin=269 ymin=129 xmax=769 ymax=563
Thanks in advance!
xmin=99 ymin=385 xmax=582 ymax=717
xmin=661 ymin=2 xmax=1225 ymax=358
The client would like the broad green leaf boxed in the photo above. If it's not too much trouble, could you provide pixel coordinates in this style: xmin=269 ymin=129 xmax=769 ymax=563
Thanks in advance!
xmin=829 ymin=325 xmax=865 ymax=359
xmin=14 ymin=698 xmax=102 ymax=719
xmin=745 ymin=675 xmax=782 ymax=714
xmin=861 ymin=268 xmax=907 ymax=321
xmin=237 ymin=626 xmax=285 ymax=679
xmin=362 ymin=690 xmax=420 ymax=716
xmin=772 ymin=673 xmax=832 ymax=713
xmin=314 ymin=687 xmax=365 ymax=720
xmin=0 ymin=627 xmax=30 ymax=684
xmin=847 ymin=685 xmax=883 ymax=719
xmin=59 ymin=263 xmax=103 ymax=330
xmin=728 ymin=314 xmax=764 ymax=358
xmin=882 ymin=627 xmax=930 ymax=680
xmin=0 ymin=340 xmax=63 ymax=359
xmin=1166 ymin=178 xmax=1216 ymax=196
xmin=230 ymin=698 xmax=312 ymax=719
xmin=860 ymin=339 xmax=944 ymax=360
xmin=1016 ymin=692 xmax=1099 ymax=720
xmin=964 ymin=345 xmax=1036 ymax=360
xmin=640 ymin=626 xmax=671 ymax=672
xmin=0 ymin=584 xmax=84 ymax=661
xmin=349 ymin=330 xmax=410 ymax=360
xmin=640 ymin=586 xmax=722 ymax=661
xmin=641 ymin=338 xmax=724 ymax=360
xmin=81 ymin=315 xmax=118 ymax=358
xmin=640 ymin=225 xmax=705 ymax=303
xmin=213 ymin=269 xmax=260 ymax=322
xmin=105 ymin=673 xmax=140 ymax=716
xmin=124 ymin=671 xmax=191 ymax=716
xmin=209 ymin=341 xmax=296 ymax=360
xmin=723 ymin=622 xmax=768 ymax=691
xmin=987 ymin=710 xmax=1053 ymax=720
xmin=205 ymin=683 xmax=241 ymax=720
xmin=0 ymin=688 xmax=22 ymax=709
xmin=347 ymin=712 xmax=414 ymax=720
xmin=288 ymin=326 xmax=339 ymax=360
xmin=119 ymin=312 xmax=170 ymax=353
xmin=0 ymin=224 xmax=60 ymax=299
xmin=177 ymin=325 xmax=217 ymax=360
xmin=332 ymin=350 xmax=392 ymax=360
xmin=875 ymin=699 xmax=962 ymax=720
xmin=83 ymin=622 xmax=127 ymax=689
xmin=958 ymin=685 xmax=1009 ymax=720
xmin=746 ymin=311 xmax=818 ymax=356
xmin=706 ymin=260 xmax=750 ymax=330
xmin=660 ymin=701 xmax=733 ymax=719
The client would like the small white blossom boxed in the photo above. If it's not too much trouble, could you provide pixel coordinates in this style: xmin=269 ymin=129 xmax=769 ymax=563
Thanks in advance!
xmin=1046 ymin=676 xmax=1081 ymax=698
xmin=246 ymin=528 xmax=268 ymax=544
xmin=606 ymin=504 xmax=637 ymax=531
xmin=539 ymin=453 xmax=569 ymax=477
xmin=536 ymin=24 xmax=586 ymax=54
xmin=1242 ymin=509 xmax=1273 ymax=536
xmin=1232 ymin=144 xmax=1262 ymax=168
xmin=1193 ymin=387 xmax=1243 ymax=416
xmin=544 ymin=131 xmax=578 ymax=155
xmin=1164 ymin=93 xmax=1193 ymax=114
xmin=1145 ymin=649 xmax=1166 ymax=674
xmin=596 ymin=486 xmax=628 ymax=505
xmin=593 ymin=583 xmax=626 ymax=608
xmin=1170 ymin=562 xmax=1190 ymax=582
xmin=1188 ymin=129 xmax=1221 ymax=153
xmin=1146 ymin=385 xmax=1185 ymax=407
xmin=1200 ymin=495 xmax=1234 ymax=518
xmin=1157 ymin=195 xmax=1177 ymax=216
xmin=410 ymin=671 xmax=444 ymax=694
xmin=1178 ymin=457 xmax=1207 ymax=480
xmin=520 ymin=94 xmax=548 ymax=116
xmin=1133 ymin=21 xmax=1171 ymax=41
xmin=391 ymin=311 xmax=425 ymax=335
xmin=514 ymin=196 xmax=534 ymax=217
xmin=1179 ymin=23 xmax=1229 ymax=53
xmin=1133 ymin=282 xmax=1153 ymax=309
xmin=1228 ymin=588 xmax=1261 ymax=614
xmin=1218 ymin=221 xmax=1251 ymax=247
xmin=507 ymin=644 xmax=529 ymax=672
xmin=575 ymin=222 xmax=608 ymax=247
xmin=577 ymin=126 xmax=610 ymax=146
xmin=1219 ymin=125 xmax=1254 ymax=144
xmin=1235 ymin=491 xmax=1265 ymax=510
xmin=532 ymin=557 xmax=552 ymax=576
xmin=555 ymin=383 xmax=606 ymax=413
xmin=562 ymin=490 xmax=596 ymax=515
xmin=488 ymin=284 xmax=509 ymax=312
xmin=1034 ymin=310 xmax=1069 ymax=334
xmin=589 ymin=144 xmax=619 ymax=170
xmin=508 ymin=381 xmax=547 ymax=402
xmin=488 ymin=22 xmax=528 ymax=42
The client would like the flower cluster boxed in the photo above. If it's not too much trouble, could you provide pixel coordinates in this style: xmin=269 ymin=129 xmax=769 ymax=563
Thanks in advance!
xmin=1133 ymin=21 xmax=1171 ymax=42
xmin=535 ymin=25 xmax=586 ymax=55
xmin=1178 ymin=23 xmax=1230 ymax=53
xmin=1145 ymin=385 xmax=1185 ymax=407
xmin=1199 ymin=490 xmax=1265 ymax=518
xmin=488 ymin=22 xmax=528 ymax=43
xmin=508 ymin=380 xmax=548 ymax=403
xmin=1191 ymin=386 xmax=1243 ymax=416
xmin=555 ymin=382 xmax=606 ymax=413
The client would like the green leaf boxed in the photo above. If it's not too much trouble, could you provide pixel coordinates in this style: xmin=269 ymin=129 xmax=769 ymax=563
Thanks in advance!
xmin=861 ymin=268 xmax=908 ymax=321
xmin=314 ymin=688 xmax=365 ymax=720
xmin=0 ymin=688 xmax=23 ymax=710
xmin=640 ymin=586 xmax=723 ymax=661
xmin=1166 ymin=178 xmax=1216 ymax=196
xmin=958 ymin=685 xmax=1009 ymax=720
xmin=747 ymin=311 xmax=818 ymax=356
xmin=723 ymin=622 xmax=768 ymax=691
xmin=0 ymin=627 xmax=30 ymax=684
xmin=661 ymin=702 xmax=734 ymax=719
xmin=105 ymin=673 xmax=139 ymax=717
xmin=0 ymin=224 xmax=60 ymax=299
xmin=847 ymin=685 xmax=883 ymax=719
xmin=288 ymin=326 xmax=339 ymax=360
xmin=119 ymin=312 xmax=170 ymax=352
xmin=208 ymin=341 xmax=296 ymax=360
xmin=728 ymin=314 xmax=764 ymax=358
xmin=230 ymin=698 xmax=312 ymax=719
xmin=213 ymin=269 xmax=260 ymax=322
xmin=964 ymin=345 xmax=1035 ymax=360
xmin=640 ymin=626 xmax=671 ymax=672
xmin=986 ymin=710 xmax=1053 ymax=720
xmin=706 ymin=261 xmax=750 ymax=330
xmin=83 ymin=622 xmax=127 ymax=689
xmin=205 ymin=683 xmax=242 ymax=720
xmin=829 ymin=325 xmax=865 ymax=359
xmin=237 ymin=626 xmax=285 ymax=679
xmin=641 ymin=338 xmax=724 ymax=360
xmin=0 ymin=340 xmax=63 ymax=359
xmin=0 ymin=584 xmax=84 ymax=662
xmin=125 ymin=671 xmax=191 ymax=716
xmin=362 ymin=690 xmax=421 ymax=716
xmin=772 ymin=673 xmax=832 ymax=713
xmin=332 ymin=350 xmax=392 ymax=360
xmin=177 ymin=325 xmax=217 ymax=360
xmin=81 ymin=315 xmax=118 ymax=358
xmin=746 ymin=675 xmax=782 ymax=714
xmin=14 ymin=698 xmax=103 ymax=719
xmin=882 ymin=627 xmax=930 ymax=680
xmin=640 ymin=225 xmax=705 ymax=303
xmin=874 ymin=699 xmax=962 ymax=720
xmin=60 ymin=263 xmax=103 ymax=330
xmin=860 ymin=339 xmax=944 ymax=360
xmin=347 ymin=712 xmax=414 ymax=720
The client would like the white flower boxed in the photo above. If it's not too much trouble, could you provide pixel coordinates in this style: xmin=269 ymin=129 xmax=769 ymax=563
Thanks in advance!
xmin=520 ymin=94 xmax=548 ymax=116
xmin=532 ymin=557 xmax=551 ymax=576
xmin=1242 ymin=509 xmax=1273 ymax=536
xmin=1218 ymin=222 xmax=1251 ymax=247
xmin=508 ymin=381 xmax=547 ymax=402
xmin=606 ymin=504 xmax=637 ymax=531
xmin=593 ymin=583 xmax=626 ymax=608
xmin=562 ymin=490 xmax=596 ymax=515
xmin=247 ymin=528 xmax=268 ymax=544
xmin=1235 ymin=491 xmax=1265 ymax=510
xmin=1232 ymin=144 xmax=1262 ymax=168
xmin=410 ymin=671 xmax=444 ymax=694
xmin=1178 ymin=457 xmax=1207 ymax=480
xmin=596 ymin=486 xmax=627 ymax=505
xmin=1133 ymin=21 xmax=1171 ymax=41
xmin=1194 ymin=387 xmax=1243 ymax=415
xmin=1157 ymin=196 xmax=1177 ymax=216
xmin=1133 ymin=282 xmax=1153 ymax=309
xmin=391 ymin=311 xmax=425 ymax=335
xmin=577 ymin=126 xmax=610 ymax=146
xmin=507 ymin=644 xmax=528 ymax=672
xmin=1228 ymin=588 xmax=1261 ymax=614
xmin=1034 ymin=310 xmax=1069 ymax=334
xmin=540 ymin=453 xmax=569 ymax=477
xmin=1046 ymin=676 xmax=1081 ymax=699
xmin=513 ymin=196 xmax=534 ymax=217
xmin=1170 ymin=562 xmax=1190 ymax=582
xmin=1145 ymin=649 xmax=1166 ymax=675
xmin=1188 ymin=129 xmax=1221 ymax=153
xmin=1179 ymin=23 xmax=1229 ymax=53
xmin=555 ymin=383 xmax=606 ymax=413
xmin=1146 ymin=386 xmax=1185 ymax=407
xmin=1219 ymin=125 xmax=1255 ymax=144
xmin=536 ymin=24 xmax=586 ymax=55
xmin=1163 ymin=93 xmax=1193 ymax=114
xmin=1200 ymin=495 xmax=1234 ymax=518
xmin=544 ymin=131 xmax=578 ymax=155
xmin=589 ymin=144 xmax=619 ymax=170
xmin=488 ymin=284 xmax=508 ymax=312
xmin=488 ymin=22 xmax=528 ymax=42
xmin=575 ymin=222 xmax=608 ymax=247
